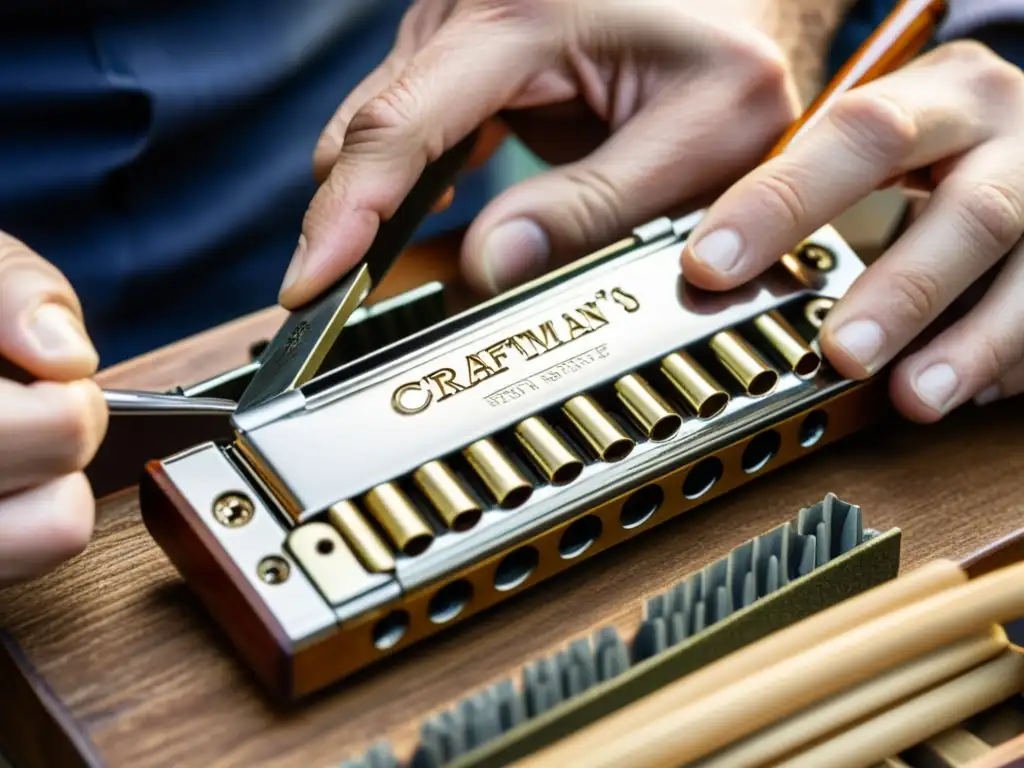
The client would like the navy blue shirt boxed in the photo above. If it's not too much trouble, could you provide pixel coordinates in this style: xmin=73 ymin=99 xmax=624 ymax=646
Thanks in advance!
xmin=0 ymin=1 xmax=495 ymax=365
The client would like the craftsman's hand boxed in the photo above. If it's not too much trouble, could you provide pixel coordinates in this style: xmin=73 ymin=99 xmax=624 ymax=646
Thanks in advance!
xmin=0 ymin=233 xmax=107 ymax=586
xmin=280 ymin=0 xmax=802 ymax=306
xmin=682 ymin=41 xmax=1024 ymax=422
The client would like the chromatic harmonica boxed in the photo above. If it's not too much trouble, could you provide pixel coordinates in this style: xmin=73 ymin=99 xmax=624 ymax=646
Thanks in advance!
xmin=140 ymin=210 xmax=887 ymax=701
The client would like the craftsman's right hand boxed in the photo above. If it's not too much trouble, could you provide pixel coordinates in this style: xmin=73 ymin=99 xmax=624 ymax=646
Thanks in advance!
xmin=0 ymin=232 xmax=107 ymax=586
xmin=281 ymin=0 xmax=802 ymax=307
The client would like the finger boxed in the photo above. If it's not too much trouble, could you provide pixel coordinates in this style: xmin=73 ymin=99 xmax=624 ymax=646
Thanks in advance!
xmin=883 ymin=232 xmax=1024 ymax=421
xmin=0 ymin=231 xmax=99 ymax=380
xmin=0 ymin=472 xmax=95 ymax=585
xmin=819 ymin=136 xmax=1024 ymax=382
xmin=312 ymin=52 xmax=405 ymax=184
xmin=680 ymin=44 xmax=1008 ymax=291
xmin=976 ymin=358 xmax=1024 ymax=404
xmin=279 ymin=9 xmax=557 ymax=308
xmin=311 ymin=0 xmax=456 ymax=183
xmin=0 ymin=378 xmax=108 ymax=496
xmin=460 ymin=71 xmax=794 ymax=294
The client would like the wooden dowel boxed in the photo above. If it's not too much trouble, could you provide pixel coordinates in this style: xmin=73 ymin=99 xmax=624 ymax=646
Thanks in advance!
xmin=776 ymin=649 xmax=1024 ymax=767
xmin=963 ymin=731 xmax=1024 ymax=768
xmin=516 ymin=559 xmax=965 ymax=766
xmin=692 ymin=629 xmax=1007 ymax=768
xmin=522 ymin=561 xmax=1024 ymax=767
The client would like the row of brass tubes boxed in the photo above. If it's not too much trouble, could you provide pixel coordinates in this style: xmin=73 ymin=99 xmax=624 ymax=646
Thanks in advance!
xmin=323 ymin=307 xmax=823 ymax=562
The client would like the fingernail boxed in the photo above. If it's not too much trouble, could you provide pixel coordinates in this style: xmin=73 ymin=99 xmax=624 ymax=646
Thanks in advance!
xmin=26 ymin=304 xmax=97 ymax=363
xmin=279 ymin=234 xmax=307 ymax=299
xmin=913 ymin=363 xmax=960 ymax=413
xmin=481 ymin=219 xmax=549 ymax=293
xmin=974 ymin=383 xmax=1001 ymax=406
xmin=832 ymin=319 xmax=886 ymax=371
xmin=690 ymin=229 xmax=742 ymax=274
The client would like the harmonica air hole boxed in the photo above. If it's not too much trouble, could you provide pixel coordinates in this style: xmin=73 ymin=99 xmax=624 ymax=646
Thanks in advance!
xmin=463 ymin=438 xmax=533 ymax=510
xmin=615 ymin=374 xmax=682 ymax=442
xmin=563 ymin=395 xmax=634 ymax=463
xmin=372 ymin=610 xmax=409 ymax=650
xmin=741 ymin=430 xmax=781 ymax=474
xmin=558 ymin=515 xmax=602 ymax=560
xmin=493 ymin=546 xmax=540 ymax=592
xmin=710 ymin=330 xmax=779 ymax=397
xmin=514 ymin=417 xmax=584 ymax=486
xmin=619 ymin=485 xmax=664 ymax=530
xmin=799 ymin=410 xmax=829 ymax=447
xmin=682 ymin=457 xmax=724 ymax=499
xmin=412 ymin=461 xmax=483 ymax=532
xmin=660 ymin=351 xmax=730 ymax=419
xmin=428 ymin=579 xmax=473 ymax=624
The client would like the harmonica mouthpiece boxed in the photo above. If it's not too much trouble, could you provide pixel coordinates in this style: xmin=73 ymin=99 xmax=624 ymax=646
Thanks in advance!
xmin=463 ymin=438 xmax=533 ymax=510
xmin=563 ymin=395 xmax=634 ymax=463
xmin=710 ymin=330 xmax=779 ymax=397
xmin=515 ymin=417 xmax=584 ymax=486
xmin=413 ymin=461 xmax=483 ymax=532
xmin=364 ymin=483 xmax=434 ymax=557
xmin=660 ymin=352 xmax=730 ymax=419
xmin=615 ymin=374 xmax=682 ymax=442
xmin=754 ymin=311 xmax=821 ymax=379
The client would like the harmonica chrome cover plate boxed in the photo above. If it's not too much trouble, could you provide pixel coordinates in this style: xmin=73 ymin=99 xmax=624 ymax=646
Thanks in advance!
xmin=141 ymin=210 xmax=886 ymax=700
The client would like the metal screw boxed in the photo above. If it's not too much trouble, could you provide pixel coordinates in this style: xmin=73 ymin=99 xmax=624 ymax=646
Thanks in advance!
xmin=257 ymin=555 xmax=290 ymax=585
xmin=797 ymin=243 xmax=836 ymax=272
xmin=804 ymin=298 xmax=835 ymax=329
xmin=212 ymin=493 xmax=254 ymax=527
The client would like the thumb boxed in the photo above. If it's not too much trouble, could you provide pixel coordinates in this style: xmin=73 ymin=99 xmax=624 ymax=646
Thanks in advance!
xmin=0 ymin=232 xmax=98 ymax=381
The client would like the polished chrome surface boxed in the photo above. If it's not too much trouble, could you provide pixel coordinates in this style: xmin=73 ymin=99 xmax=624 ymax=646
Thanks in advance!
xmin=233 ymin=213 xmax=862 ymax=514
xmin=159 ymin=443 xmax=338 ymax=644
xmin=104 ymin=389 xmax=237 ymax=415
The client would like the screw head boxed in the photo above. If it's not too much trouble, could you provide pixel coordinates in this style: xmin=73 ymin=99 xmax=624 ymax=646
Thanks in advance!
xmin=257 ymin=555 xmax=290 ymax=585
xmin=212 ymin=493 xmax=254 ymax=527
xmin=797 ymin=243 xmax=836 ymax=272
xmin=804 ymin=298 xmax=836 ymax=329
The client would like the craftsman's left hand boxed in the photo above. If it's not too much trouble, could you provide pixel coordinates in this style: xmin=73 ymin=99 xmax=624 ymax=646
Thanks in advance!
xmin=682 ymin=41 xmax=1024 ymax=422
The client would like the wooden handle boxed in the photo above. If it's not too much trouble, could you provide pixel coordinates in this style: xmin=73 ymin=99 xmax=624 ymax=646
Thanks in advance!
xmin=523 ymin=560 xmax=1024 ymax=768
xmin=692 ymin=629 xmax=1007 ymax=768
xmin=776 ymin=649 xmax=1024 ymax=768
xmin=766 ymin=0 xmax=948 ymax=160
xmin=516 ymin=559 xmax=966 ymax=766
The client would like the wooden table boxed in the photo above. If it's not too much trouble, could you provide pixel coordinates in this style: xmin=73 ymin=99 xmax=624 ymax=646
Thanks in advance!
xmin=1 ymin=230 xmax=1022 ymax=768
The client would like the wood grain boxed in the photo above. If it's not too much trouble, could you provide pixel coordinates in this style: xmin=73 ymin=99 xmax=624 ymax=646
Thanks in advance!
xmin=0 ymin=218 xmax=1022 ymax=767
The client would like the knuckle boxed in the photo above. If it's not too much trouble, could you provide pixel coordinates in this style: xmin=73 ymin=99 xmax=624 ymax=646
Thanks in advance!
xmin=38 ymin=381 xmax=106 ymax=472
xmin=560 ymin=165 xmax=624 ymax=244
xmin=887 ymin=267 xmax=942 ymax=324
xmin=828 ymin=92 xmax=919 ymax=164
xmin=955 ymin=181 xmax=1024 ymax=253
xmin=940 ymin=40 xmax=1024 ymax=103
xmin=750 ymin=172 xmax=808 ymax=229
xmin=974 ymin=332 xmax=1021 ymax=384
xmin=46 ymin=474 xmax=96 ymax=562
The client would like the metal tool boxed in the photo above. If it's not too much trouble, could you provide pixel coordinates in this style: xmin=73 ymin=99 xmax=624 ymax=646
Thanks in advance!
xmin=103 ymin=389 xmax=236 ymax=416
xmin=235 ymin=130 xmax=481 ymax=412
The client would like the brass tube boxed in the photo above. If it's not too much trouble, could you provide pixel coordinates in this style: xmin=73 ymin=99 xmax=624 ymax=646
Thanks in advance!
xmin=753 ymin=311 xmax=821 ymax=378
xmin=615 ymin=374 xmax=682 ymax=441
xmin=660 ymin=351 xmax=730 ymax=419
xmin=413 ymin=460 xmax=482 ymax=532
xmin=515 ymin=416 xmax=583 ymax=485
xmin=327 ymin=501 xmax=395 ymax=572
xmin=364 ymin=483 xmax=434 ymax=557
xmin=463 ymin=438 xmax=533 ymax=509
xmin=563 ymin=395 xmax=634 ymax=462
xmin=710 ymin=330 xmax=779 ymax=397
